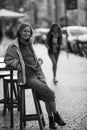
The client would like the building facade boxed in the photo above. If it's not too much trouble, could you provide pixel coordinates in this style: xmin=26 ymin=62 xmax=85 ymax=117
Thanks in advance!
xmin=23 ymin=0 xmax=87 ymax=27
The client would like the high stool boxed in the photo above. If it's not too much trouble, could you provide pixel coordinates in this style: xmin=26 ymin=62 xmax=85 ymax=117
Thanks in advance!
xmin=0 ymin=71 xmax=10 ymax=105
xmin=3 ymin=76 xmax=19 ymax=116
xmin=0 ymin=62 xmax=10 ymax=105
xmin=0 ymin=67 xmax=18 ymax=128
xmin=18 ymin=84 xmax=45 ymax=130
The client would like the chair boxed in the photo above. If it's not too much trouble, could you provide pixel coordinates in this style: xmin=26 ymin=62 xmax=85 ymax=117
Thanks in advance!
xmin=18 ymin=84 xmax=45 ymax=130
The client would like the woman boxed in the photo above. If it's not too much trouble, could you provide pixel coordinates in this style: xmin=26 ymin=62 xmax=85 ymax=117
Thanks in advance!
xmin=46 ymin=23 xmax=62 ymax=84
xmin=4 ymin=23 xmax=66 ymax=129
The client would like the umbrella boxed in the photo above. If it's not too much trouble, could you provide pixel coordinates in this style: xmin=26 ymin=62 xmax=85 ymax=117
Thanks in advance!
xmin=0 ymin=9 xmax=24 ymax=18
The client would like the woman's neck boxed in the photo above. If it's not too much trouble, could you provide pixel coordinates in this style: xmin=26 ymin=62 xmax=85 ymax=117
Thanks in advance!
xmin=18 ymin=38 xmax=30 ymax=46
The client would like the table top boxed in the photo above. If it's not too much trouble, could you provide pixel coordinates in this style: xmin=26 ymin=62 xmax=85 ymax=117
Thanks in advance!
xmin=0 ymin=57 xmax=4 ymax=63
xmin=0 ymin=62 xmax=17 ymax=77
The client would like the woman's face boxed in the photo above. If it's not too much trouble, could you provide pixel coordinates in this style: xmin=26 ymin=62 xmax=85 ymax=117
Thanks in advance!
xmin=53 ymin=26 xmax=58 ymax=33
xmin=20 ymin=26 xmax=31 ymax=40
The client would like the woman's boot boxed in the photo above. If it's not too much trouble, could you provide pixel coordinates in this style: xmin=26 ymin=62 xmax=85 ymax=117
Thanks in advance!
xmin=49 ymin=116 xmax=57 ymax=129
xmin=54 ymin=112 xmax=66 ymax=126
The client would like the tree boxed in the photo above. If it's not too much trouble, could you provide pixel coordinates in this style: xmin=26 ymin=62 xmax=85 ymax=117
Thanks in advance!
xmin=0 ymin=0 xmax=24 ymax=12
xmin=0 ymin=0 xmax=8 ymax=9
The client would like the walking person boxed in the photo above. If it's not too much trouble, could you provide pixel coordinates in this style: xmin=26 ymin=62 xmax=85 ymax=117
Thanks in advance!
xmin=4 ymin=23 xmax=66 ymax=129
xmin=46 ymin=23 xmax=62 ymax=84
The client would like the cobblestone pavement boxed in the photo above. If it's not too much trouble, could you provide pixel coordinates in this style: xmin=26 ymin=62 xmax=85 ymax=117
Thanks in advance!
xmin=0 ymin=44 xmax=87 ymax=130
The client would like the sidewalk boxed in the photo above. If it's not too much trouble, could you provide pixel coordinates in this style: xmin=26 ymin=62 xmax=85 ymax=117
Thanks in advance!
xmin=0 ymin=44 xmax=87 ymax=130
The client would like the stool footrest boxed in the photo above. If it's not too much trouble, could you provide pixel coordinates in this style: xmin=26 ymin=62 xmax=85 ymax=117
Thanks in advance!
xmin=0 ymin=99 xmax=4 ymax=103
xmin=23 ymin=114 xmax=38 ymax=121
xmin=5 ymin=104 xmax=18 ymax=107
xmin=5 ymin=99 xmax=18 ymax=103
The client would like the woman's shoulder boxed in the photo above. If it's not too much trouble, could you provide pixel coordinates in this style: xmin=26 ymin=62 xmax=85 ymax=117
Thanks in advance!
xmin=6 ymin=38 xmax=19 ymax=50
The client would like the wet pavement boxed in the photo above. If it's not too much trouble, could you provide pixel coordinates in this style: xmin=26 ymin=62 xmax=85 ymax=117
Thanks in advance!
xmin=0 ymin=44 xmax=87 ymax=130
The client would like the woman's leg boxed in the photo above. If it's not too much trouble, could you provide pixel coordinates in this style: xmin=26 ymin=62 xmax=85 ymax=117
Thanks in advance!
xmin=49 ymin=101 xmax=57 ymax=113
xmin=46 ymin=100 xmax=59 ymax=114
xmin=45 ymin=102 xmax=57 ymax=129
xmin=53 ymin=50 xmax=60 ymax=83
xmin=55 ymin=50 xmax=60 ymax=62
xmin=26 ymin=77 xmax=58 ymax=113
xmin=48 ymin=53 xmax=58 ymax=83
xmin=26 ymin=77 xmax=55 ymax=103
xmin=26 ymin=77 xmax=66 ymax=126
xmin=45 ymin=101 xmax=66 ymax=127
xmin=26 ymin=77 xmax=57 ymax=128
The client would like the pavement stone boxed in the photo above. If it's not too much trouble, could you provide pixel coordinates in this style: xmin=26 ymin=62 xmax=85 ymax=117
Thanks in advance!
xmin=0 ymin=44 xmax=87 ymax=130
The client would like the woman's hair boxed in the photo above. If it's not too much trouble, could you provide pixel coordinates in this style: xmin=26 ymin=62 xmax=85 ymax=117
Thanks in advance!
xmin=49 ymin=23 xmax=61 ymax=33
xmin=17 ymin=23 xmax=33 ymax=37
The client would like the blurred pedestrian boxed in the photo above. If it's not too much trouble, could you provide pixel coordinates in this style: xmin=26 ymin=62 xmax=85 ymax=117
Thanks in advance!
xmin=46 ymin=23 xmax=62 ymax=84
xmin=4 ymin=23 xmax=66 ymax=129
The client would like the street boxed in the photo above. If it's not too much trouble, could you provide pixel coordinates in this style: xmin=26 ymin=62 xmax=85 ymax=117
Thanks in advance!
xmin=0 ymin=44 xmax=87 ymax=130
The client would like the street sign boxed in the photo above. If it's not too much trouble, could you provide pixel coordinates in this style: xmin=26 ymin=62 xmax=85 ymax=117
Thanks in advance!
xmin=65 ymin=0 xmax=77 ymax=10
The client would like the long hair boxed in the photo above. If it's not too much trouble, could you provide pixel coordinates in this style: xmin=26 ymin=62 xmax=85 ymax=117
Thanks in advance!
xmin=49 ymin=23 xmax=62 ymax=35
xmin=46 ymin=23 xmax=62 ymax=51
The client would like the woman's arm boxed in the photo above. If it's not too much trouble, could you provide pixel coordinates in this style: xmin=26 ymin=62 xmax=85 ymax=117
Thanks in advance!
xmin=4 ymin=46 xmax=22 ymax=72
xmin=45 ymin=33 xmax=50 ymax=49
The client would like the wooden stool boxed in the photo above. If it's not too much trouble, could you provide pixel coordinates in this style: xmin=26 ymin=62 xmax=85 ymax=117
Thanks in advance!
xmin=0 ymin=67 xmax=18 ymax=128
xmin=18 ymin=84 xmax=45 ymax=130
xmin=0 ymin=62 xmax=10 ymax=105
xmin=3 ymin=76 xmax=19 ymax=116
xmin=0 ymin=71 xmax=10 ymax=105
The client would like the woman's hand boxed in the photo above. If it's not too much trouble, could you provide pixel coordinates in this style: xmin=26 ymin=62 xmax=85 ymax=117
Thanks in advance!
xmin=38 ymin=58 xmax=43 ymax=65
xmin=16 ymin=62 xmax=22 ymax=72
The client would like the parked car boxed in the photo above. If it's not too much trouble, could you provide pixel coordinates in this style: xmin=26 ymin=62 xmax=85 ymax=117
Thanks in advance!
xmin=62 ymin=26 xmax=87 ymax=56
xmin=33 ymin=28 xmax=49 ymax=44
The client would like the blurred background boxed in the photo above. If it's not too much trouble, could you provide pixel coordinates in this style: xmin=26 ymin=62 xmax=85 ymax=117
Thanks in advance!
xmin=0 ymin=0 xmax=87 ymax=58
xmin=1 ymin=1 xmax=87 ymax=130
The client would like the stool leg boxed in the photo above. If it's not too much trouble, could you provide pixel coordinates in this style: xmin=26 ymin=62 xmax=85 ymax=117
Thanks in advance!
xmin=13 ymin=83 xmax=18 ymax=99
xmin=10 ymin=82 xmax=14 ymax=128
xmin=3 ymin=79 xmax=8 ymax=116
xmin=23 ymin=88 xmax=26 ymax=127
xmin=17 ymin=84 xmax=20 ymax=111
xmin=13 ymin=83 xmax=20 ymax=111
xmin=37 ymin=100 xmax=45 ymax=126
xmin=20 ymin=88 xmax=26 ymax=130
xmin=20 ymin=87 xmax=23 ymax=130
xmin=32 ymin=90 xmax=45 ymax=130
xmin=3 ymin=80 xmax=10 ymax=115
